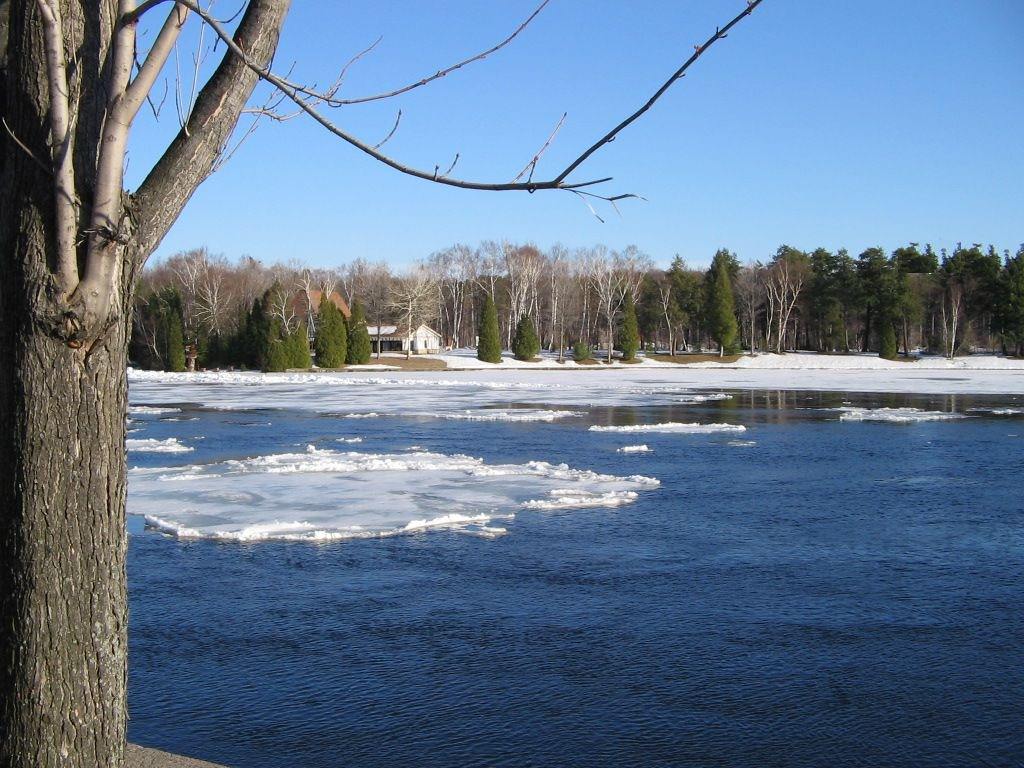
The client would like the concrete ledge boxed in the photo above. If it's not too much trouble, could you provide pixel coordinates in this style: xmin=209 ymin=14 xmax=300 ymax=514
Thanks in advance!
xmin=127 ymin=744 xmax=228 ymax=768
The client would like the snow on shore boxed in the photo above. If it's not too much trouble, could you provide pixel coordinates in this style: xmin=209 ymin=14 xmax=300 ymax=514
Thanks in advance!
xmin=129 ymin=352 xmax=1024 ymax=405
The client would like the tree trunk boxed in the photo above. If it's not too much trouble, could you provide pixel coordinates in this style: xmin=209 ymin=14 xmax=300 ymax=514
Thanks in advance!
xmin=1 ymin=1 xmax=289 ymax=763
xmin=1 ymin=225 xmax=134 ymax=767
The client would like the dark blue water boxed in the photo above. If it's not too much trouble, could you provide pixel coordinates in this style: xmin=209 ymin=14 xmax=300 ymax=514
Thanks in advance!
xmin=127 ymin=391 xmax=1024 ymax=767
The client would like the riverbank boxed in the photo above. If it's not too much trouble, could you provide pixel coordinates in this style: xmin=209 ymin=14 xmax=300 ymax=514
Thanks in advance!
xmin=128 ymin=744 xmax=226 ymax=768
xmin=129 ymin=352 xmax=1024 ymax=396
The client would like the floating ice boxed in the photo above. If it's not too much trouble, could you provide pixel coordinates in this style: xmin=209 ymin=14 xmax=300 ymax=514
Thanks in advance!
xmin=425 ymin=409 xmax=584 ymax=422
xmin=342 ymin=412 xmax=380 ymax=419
xmin=836 ymin=407 xmax=964 ymax=423
xmin=523 ymin=489 xmax=639 ymax=509
xmin=336 ymin=437 xmax=363 ymax=443
xmin=617 ymin=444 xmax=651 ymax=453
xmin=676 ymin=393 xmax=733 ymax=403
xmin=127 ymin=437 xmax=193 ymax=453
xmin=967 ymin=407 xmax=1024 ymax=416
xmin=130 ymin=447 xmax=658 ymax=542
xmin=590 ymin=422 xmax=746 ymax=434
xmin=727 ymin=439 xmax=757 ymax=447
xmin=128 ymin=405 xmax=182 ymax=415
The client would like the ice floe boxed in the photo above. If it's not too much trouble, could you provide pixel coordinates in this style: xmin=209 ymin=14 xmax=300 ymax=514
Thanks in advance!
xmin=424 ymin=409 xmax=584 ymax=422
xmin=127 ymin=437 xmax=193 ymax=453
xmin=128 ymin=405 xmax=182 ymax=415
xmin=523 ymin=489 xmax=640 ymax=509
xmin=130 ymin=447 xmax=658 ymax=542
xmin=589 ymin=422 xmax=746 ymax=434
xmin=617 ymin=444 xmax=651 ymax=453
xmin=835 ymin=407 xmax=964 ymax=423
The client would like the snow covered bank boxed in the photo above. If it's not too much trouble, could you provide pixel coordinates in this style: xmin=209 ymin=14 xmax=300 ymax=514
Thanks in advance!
xmin=129 ymin=352 xmax=1024 ymax=407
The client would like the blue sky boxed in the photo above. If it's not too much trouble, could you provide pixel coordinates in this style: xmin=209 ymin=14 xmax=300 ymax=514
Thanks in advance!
xmin=128 ymin=0 xmax=1024 ymax=270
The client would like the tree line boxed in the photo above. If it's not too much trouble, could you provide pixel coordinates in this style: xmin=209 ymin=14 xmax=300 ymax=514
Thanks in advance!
xmin=132 ymin=240 xmax=1024 ymax=371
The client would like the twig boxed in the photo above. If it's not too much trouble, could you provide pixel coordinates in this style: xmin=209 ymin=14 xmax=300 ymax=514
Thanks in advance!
xmin=512 ymin=111 xmax=566 ymax=183
xmin=373 ymin=110 xmax=402 ymax=150
xmin=2 ymin=117 xmax=52 ymax=174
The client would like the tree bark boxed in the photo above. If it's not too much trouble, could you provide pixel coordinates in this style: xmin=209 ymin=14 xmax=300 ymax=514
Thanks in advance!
xmin=0 ymin=231 xmax=134 ymax=768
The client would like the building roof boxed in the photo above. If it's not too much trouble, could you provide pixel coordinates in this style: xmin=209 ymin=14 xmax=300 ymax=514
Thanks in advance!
xmin=365 ymin=324 xmax=441 ymax=339
xmin=290 ymin=289 xmax=351 ymax=319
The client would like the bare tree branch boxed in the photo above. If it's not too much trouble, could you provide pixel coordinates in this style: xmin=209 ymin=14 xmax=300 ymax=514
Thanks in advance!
xmin=125 ymin=2 xmax=189 ymax=112
xmin=133 ymin=0 xmax=291 ymax=260
xmin=167 ymin=0 xmax=763 ymax=204
xmin=552 ymin=0 xmax=763 ymax=184
xmin=326 ymin=2 xmax=550 ymax=106
xmin=34 ymin=0 xmax=77 ymax=291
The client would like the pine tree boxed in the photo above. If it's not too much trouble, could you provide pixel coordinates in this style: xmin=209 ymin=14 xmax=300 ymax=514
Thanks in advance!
xmin=1000 ymin=247 xmax=1024 ymax=356
xmin=286 ymin=323 xmax=313 ymax=369
xmin=313 ymin=296 xmax=347 ymax=368
xmin=707 ymin=252 xmax=739 ymax=356
xmin=477 ymin=293 xmax=502 ymax=363
xmin=879 ymin=322 xmax=898 ymax=360
xmin=242 ymin=297 xmax=271 ymax=370
xmin=264 ymin=320 xmax=290 ymax=372
xmin=165 ymin=316 xmax=186 ymax=372
xmin=346 ymin=300 xmax=372 ymax=364
xmin=618 ymin=293 xmax=640 ymax=361
xmin=572 ymin=341 xmax=593 ymax=362
xmin=512 ymin=314 xmax=540 ymax=361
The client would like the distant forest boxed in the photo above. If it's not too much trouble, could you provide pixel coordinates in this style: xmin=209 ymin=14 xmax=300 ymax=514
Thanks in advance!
xmin=131 ymin=241 xmax=1024 ymax=371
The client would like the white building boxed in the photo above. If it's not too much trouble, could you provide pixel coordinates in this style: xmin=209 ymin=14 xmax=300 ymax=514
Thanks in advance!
xmin=366 ymin=324 xmax=443 ymax=355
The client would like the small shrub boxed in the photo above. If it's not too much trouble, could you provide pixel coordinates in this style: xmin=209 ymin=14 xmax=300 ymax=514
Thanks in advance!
xmin=572 ymin=342 xmax=592 ymax=362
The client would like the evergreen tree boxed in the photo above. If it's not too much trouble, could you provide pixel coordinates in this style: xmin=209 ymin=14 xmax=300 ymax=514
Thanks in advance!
xmin=572 ymin=341 xmax=593 ymax=362
xmin=313 ymin=296 xmax=347 ymax=368
xmin=999 ymin=246 xmax=1024 ymax=356
xmin=286 ymin=323 xmax=312 ymax=369
xmin=346 ymin=300 xmax=372 ymax=364
xmin=264 ymin=320 xmax=290 ymax=372
xmin=879 ymin=321 xmax=898 ymax=359
xmin=242 ymin=297 xmax=271 ymax=370
xmin=512 ymin=315 xmax=540 ymax=361
xmin=706 ymin=251 xmax=739 ymax=356
xmin=166 ymin=315 xmax=186 ymax=372
xmin=477 ymin=294 xmax=502 ymax=363
xmin=618 ymin=293 xmax=640 ymax=360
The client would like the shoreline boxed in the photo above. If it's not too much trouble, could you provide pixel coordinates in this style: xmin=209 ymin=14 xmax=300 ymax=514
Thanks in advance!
xmin=127 ymin=744 xmax=227 ymax=768
xmin=128 ymin=352 xmax=1024 ymax=396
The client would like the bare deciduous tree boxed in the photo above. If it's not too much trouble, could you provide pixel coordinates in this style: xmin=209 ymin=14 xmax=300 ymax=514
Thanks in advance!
xmin=389 ymin=268 xmax=439 ymax=359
